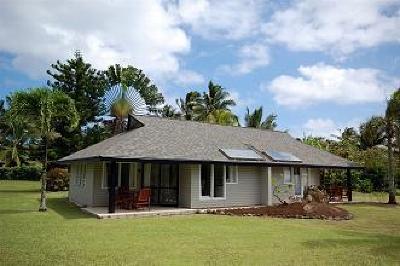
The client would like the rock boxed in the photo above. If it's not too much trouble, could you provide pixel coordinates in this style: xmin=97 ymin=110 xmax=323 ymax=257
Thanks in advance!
xmin=306 ymin=195 xmax=313 ymax=203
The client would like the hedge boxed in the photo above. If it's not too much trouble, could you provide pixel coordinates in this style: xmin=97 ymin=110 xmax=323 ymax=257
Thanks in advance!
xmin=0 ymin=166 xmax=42 ymax=181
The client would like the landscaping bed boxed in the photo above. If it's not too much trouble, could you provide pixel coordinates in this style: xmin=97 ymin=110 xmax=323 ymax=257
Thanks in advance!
xmin=213 ymin=202 xmax=353 ymax=220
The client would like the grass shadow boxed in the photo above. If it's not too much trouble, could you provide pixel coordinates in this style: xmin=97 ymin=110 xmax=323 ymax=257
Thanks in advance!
xmin=303 ymin=231 xmax=400 ymax=260
xmin=46 ymin=197 xmax=95 ymax=220
xmin=0 ymin=189 xmax=39 ymax=193
xmin=0 ymin=209 xmax=37 ymax=215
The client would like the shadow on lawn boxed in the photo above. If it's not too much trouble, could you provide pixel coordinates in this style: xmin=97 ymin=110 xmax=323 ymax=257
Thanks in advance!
xmin=0 ymin=189 xmax=39 ymax=193
xmin=46 ymin=197 xmax=95 ymax=220
xmin=0 ymin=209 xmax=37 ymax=215
xmin=303 ymin=231 xmax=400 ymax=259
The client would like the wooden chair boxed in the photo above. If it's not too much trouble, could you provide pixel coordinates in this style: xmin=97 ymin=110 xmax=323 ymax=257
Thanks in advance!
xmin=116 ymin=187 xmax=131 ymax=209
xmin=131 ymin=188 xmax=151 ymax=210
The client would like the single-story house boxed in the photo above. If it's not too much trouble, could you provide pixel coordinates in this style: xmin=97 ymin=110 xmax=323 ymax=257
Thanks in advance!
xmin=59 ymin=115 xmax=360 ymax=213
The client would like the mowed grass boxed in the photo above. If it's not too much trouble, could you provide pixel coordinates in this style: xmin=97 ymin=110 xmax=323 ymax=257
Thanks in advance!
xmin=1 ymin=181 xmax=400 ymax=266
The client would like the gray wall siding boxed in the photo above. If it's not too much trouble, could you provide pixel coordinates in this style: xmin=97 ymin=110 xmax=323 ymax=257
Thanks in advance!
xmin=92 ymin=162 xmax=108 ymax=207
xmin=68 ymin=163 xmax=94 ymax=207
xmin=178 ymin=164 xmax=192 ymax=208
xmin=190 ymin=164 xmax=264 ymax=208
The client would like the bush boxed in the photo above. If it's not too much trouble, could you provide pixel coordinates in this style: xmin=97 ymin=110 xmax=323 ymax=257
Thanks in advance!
xmin=356 ymin=179 xmax=373 ymax=193
xmin=0 ymin=166 xmax=42 ymax=181
xmin=46 ymin=167 xmax=69 ymax=191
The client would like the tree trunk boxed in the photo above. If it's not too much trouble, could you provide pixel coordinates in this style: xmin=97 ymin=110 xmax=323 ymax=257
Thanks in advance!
xmin=387 ymin=120 xmax=397 ymax=204
xmin=39 ymin=137 xmax=48 ymax=212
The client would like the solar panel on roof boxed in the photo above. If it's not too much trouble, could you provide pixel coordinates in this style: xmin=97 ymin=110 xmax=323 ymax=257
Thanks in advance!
xmin=264 ymin=150 xmax=302 ymax=162
xmin=220 ymin=149 xmax=264 ymax=161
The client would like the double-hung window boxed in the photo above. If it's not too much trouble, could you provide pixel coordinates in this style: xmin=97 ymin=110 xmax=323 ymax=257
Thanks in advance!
xmin=226 ymin=165 xmax=238 ymax=184
xmin=75 ymin=163 xmax=86 ymax=187
xmin=283 ymin=167 xmax=291 ymax=184
xmin=200 ymin=164 xmax=226 ymax=199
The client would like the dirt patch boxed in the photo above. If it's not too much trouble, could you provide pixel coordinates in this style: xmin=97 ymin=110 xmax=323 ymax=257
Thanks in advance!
xmin=213 ymin=202 xmax=352 ymax=220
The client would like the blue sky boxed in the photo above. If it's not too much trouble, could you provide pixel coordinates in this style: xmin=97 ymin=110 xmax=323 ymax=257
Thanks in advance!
xmin=0 ymin=0 xmax=399 ymax=138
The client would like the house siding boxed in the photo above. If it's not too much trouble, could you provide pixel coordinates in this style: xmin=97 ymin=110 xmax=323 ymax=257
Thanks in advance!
xmin=190 ymin=164 xmax=264 ymax=208
xmin=92 ymin=162 xmax=108 ymax=207
xmin=178 ymin=164 xmax=192 ymax=208
xmin=68 ymin=162 xmax=322 ymax=209
xmin=68 ymin=162 xmax=94 ymax=207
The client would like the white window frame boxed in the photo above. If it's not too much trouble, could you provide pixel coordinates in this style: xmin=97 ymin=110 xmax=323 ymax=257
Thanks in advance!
xmin=199 ymin=164 xmax=226 ymax=200
xmin=117 ymin=162 xmax=138 ymax=190
xmin=226 ymin=165 xmax=238 ymax=184
xmin=283 ymin=167 xmax=292 ymax=184
xmin=74 ymin=164 xmax=81 ymax=186
xmin=80 ymin=163 xmax=87 ymax=187
xmin=101 ymin=162 xmax=109 ymax=190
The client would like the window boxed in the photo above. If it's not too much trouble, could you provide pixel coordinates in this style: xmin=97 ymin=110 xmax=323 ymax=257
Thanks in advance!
xmin=119 ymin=163 xmax=130 ymax=188
xmin=102 ymin=162 xmax=111 ymax=189
xmin=201 ymin=164 xmax=211 ymax=197
xmin=200 ymin=164 xmax=226 ymax=199
xmin=226 ymin=166 xmax=238 ymax=184
xmin=80 ymin=164 xmax=87 ymax=187
xmin=75 ymin=163 xmax=86 ymax=187
xmin=214 ymin=164 xmax=225 ymax=198
xmin=74 ymin=164 xmax=81 ymax=186
xmin=283 ymin=167 xmax=291 ymax=184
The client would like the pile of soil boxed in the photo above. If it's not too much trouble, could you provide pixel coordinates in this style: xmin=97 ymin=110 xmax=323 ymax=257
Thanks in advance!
xmin=213 ymin=202 xmax=352 ymax=220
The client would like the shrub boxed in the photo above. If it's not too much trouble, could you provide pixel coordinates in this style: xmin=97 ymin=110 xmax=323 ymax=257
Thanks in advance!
xmin=357 ymin=179 xmax=373 ymax=193
xmin=0 ymin=166 xmax=42 ymax=181
xmin=46 ymin=167 xmax=69 ymax=191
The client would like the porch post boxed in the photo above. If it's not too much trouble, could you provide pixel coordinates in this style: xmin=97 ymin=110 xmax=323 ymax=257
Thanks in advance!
xmin=108 ymin=160 xmax=117 ymax=213
xmin=346 ymin=168 xmax=352 ymax=202
xmin=267 ymin=167 xmax=272 ymax=206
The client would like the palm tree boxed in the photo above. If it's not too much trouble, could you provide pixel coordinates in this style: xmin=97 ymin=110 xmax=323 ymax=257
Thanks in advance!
xmin=104 ymin=84 xmax=147 ymax=134
xmin=2 ymin=115 xmax=30 ymax=167
xmin=106 ymin=64 xmax=164 ymax=113
xmin=245 ymin=107 xmax=263 ymax=128
xmin=175 ymin=91 xmax=202 ymax=120
xmin=161 ymin=104 xmax=178 ymax=118
xmin=245 ymin=106 xmax=278 ymax=130
xmin=386 ymin=88 xmax=400 ymax=204
xmin=359 ymin=116 xmax=386 ymax=149
xmin=10 ymin=88 xmax=79 ymax=211
xmin=195 ymin=81 xmax=237 ymax=125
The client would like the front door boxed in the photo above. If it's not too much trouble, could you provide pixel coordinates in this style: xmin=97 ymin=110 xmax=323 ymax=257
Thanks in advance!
xmin=149 ymin=163 xmax=179 ymax=206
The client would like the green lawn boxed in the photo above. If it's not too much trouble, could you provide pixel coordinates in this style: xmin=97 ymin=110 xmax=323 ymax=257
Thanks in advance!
xmin=353 ymin=191 xmax=399 ymax=203
xmin=1 ymin=181 xmax=400 ymax=265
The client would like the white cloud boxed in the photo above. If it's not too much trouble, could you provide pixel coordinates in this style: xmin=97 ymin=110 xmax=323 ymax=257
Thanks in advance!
xmin=175 ymin=0 xmax=266 ymax=40
xmin=219 ymin=44 xmax=270 ymax=75
xmin=174 ymin=70 xmax=205 ymax=86
xmin=265 ymin=63 xmax=396 ymax=107
xmin=264 ymin=0 xmax=400 ymax=56
xmin=0 ymin=0 xmax=190 ymax=79
xmin=301 ymin=118 xmax=361 ymax=139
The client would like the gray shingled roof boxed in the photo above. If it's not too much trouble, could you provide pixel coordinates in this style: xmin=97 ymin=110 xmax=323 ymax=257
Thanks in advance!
xmin=59 ymin=115 xmax=358 ymax=168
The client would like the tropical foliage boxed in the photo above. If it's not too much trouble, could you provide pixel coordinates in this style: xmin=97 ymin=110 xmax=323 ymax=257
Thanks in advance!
xmin=8 ymin=88 xmax=79 ymax=211
xmin=245 ymin=106 xmax=277 ymax=130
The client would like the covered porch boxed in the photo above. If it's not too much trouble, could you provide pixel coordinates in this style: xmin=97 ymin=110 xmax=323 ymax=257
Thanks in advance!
xmin=105 ymin=159 xmax=183 ymax=214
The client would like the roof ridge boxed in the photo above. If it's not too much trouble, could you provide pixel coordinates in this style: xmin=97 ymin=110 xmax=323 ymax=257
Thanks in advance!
xmin=134 ymin=114 xmax=290 ymax=135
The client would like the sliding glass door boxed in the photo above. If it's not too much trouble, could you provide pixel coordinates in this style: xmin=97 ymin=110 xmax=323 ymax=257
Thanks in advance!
xmin=150 ymin=163 xmax=179 ymax=206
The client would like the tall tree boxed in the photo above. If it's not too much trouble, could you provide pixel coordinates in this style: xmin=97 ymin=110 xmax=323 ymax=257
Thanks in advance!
xmin=105 ymin=84 xmax=147 ymax=134
xmin=10 ymin=88 xmax=79 ymax=211
xmin=245 ymin=106 xmax=277 ymax=130
xmin=175 ymin=91 xmax=202 ymax=120
xmin=106 ymin=64 xmax=164 ymax=112
xmin=386 ymin=88 xmax=400 ymax=204
xmin=359 ymin=116 xmax=386 ymax=149
xmin=1 ymin=113 xmax=30 ymax=167
xmin=161 ymin=104 xmax=178 ymax=118
xmin=47 ymin=51 xmax=108 ymax=125
xmin=195 ymin=81 xmax=237 ymax=125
